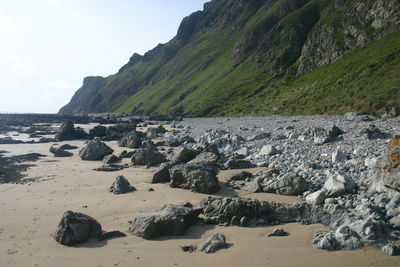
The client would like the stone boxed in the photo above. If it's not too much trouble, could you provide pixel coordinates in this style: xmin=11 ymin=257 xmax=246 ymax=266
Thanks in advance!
xmin=59 ymin=144 xmax=78 ymax=150
xmin=247 ymin=132 xmax=271 ymax=142
xmin=244 ymin=177 xmax=262 ymax=193
xmin=389 ymin=215 xmax=400 ymax=229
xmin=151 ymin=160 xmax=182 ymax=183
xmin=323 ymin=172 xmax=356 ymax=197
xmin=259 ymin=145 xmax=278 ymax=156
xmin=119 ymin=150 xmax=134 ymax=159
xmin=188 ymin=152 xmax=218 ymax=167
xmin=332 ymin=150 xmax=347 ymax=163
xmin=53 ymin=210 xmax=126 ymax=246
xmin=229 ymin=171 xmax=253 ymax=181
xmin=267 ymin=228 xmax=290 ymax=237
xmin=199 ymin=233 xmax=228 ymax=253
xmin=382 ymin=244 xmax=400 ymax=256
xmin=103 ymin=154 xmax=120 ymax=165
xmin=89 ymin=125 xmax=107 ymax=138
xmin=306 ymin=190 xmax=326 ymax=205
xmin=109 ymin=175 xmax=136 ymax=194
xmin=79 ymin=139 xmax=114 ymax=161
xmin=131 ymin=148 xmax=167 ymax=166
xmin=49 ymin=146 xmax=73 ymax=157
xmin=128 ymin=203 xmax=202 ymax=239
xmin=118 ymin=131 xmax=142 ymax=149
xmin=55 ymin=121 xmax=75 ymax=141
xmin=169 ymin=163 xmax=219 ymax=194
xmin=263 ymin=173 xmax=308 ymax=195
xmin=224 ymin=158 xmax=254 ymax=169
xmin=168 ymin=147 xmax=199 ymax=163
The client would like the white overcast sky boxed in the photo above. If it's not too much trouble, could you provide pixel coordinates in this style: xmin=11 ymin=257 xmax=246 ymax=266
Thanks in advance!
xmin=0 ymin=0 xmax=208 ymax=113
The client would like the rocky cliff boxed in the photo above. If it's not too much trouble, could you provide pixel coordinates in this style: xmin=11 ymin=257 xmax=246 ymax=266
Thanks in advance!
xmin=59 ymin=0 xmax=400 ymax=116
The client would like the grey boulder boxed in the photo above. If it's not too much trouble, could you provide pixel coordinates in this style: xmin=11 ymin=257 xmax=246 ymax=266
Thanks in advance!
xmin=79 ymin=139 xmax=114 ymax=161
xmin=109 ymin=175 xmax=136 ymax=194
xmin=131 ymin=147 xmax=167 ymax=166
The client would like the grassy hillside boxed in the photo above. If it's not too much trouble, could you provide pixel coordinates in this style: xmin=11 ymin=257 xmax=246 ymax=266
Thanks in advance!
xmin=59 ymin=0 xmax=400 ymax=116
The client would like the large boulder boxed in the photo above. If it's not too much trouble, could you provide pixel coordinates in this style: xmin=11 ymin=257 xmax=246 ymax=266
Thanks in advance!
xmin=118 ymin=131 xmax=142 ymax=149
xmin=55 ymin=121 xmax=75 ymax=141
xmin=128 ymin=203 xmax=202 ymax=239
xmin=79 ymin=139 xmax=114 ymax=161
xmin=263 ymin=173 xmax=308 ymax=195
xmin=168 ymin=147 xmax=200 ymax=163
xmin=151 ymin=160 xmax=182 ymax=183
xmin=109 ymin=175 xmax=136 ymax=194
xmin=169 ymin=163 xmax=219 ymax=194
xmin=131 ymin=147 xmax=167 ymax=166
xmin=89 ymin=125 xmax=107 ymax=138
xmin=314 ymin=226 xmax=363 ymax=251
xmin=323 ymin=172 xmax=356 ymax=197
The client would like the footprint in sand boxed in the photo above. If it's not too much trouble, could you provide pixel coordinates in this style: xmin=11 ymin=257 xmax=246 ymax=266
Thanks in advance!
xmin=6 ymin=249 xmax=18 ymax=255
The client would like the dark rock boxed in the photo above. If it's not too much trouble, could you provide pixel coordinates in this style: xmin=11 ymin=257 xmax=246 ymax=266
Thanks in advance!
xmin=55 ymin=121 xmax=75 ymax=141
xmin=267 ymin=228 xmax=290 ymax=237
xmin=59 ymin=144 xmax=78 ymax=150
xmin=128 ymin=203 xmax=202 ymax=239
xmin=169 ymin=147 xmax=200 ymax=163
xmin=228 ymin=171 xmax=253 ymax=181
xmin=358 ymin=124 xmax=391 ymax=140
xmin=119 ymin=131 xmax=142 ymax=149
xmin=382 ymin=244 xmax=400 ymax=256
xmin=53 ymin=210 xmax=126 ymax=246
xmin=109 ymin=175 xmax=136 ymax=194
xmin=151 ymin=160 xmax=182 ymax=183
xmin=224 ymin=158 xmax=254 ymax=169
xmin=49 ymin=146 xmax=73 ymax=157
xmin=0 ymin=137 xmax=24 ymax=144
xmin=131 ymin=147 xmax=167 ymax=166
xmin=89 ymin=125 xmax=107 ymax=138
xmin=119 ymin=150 xmax=134 ymax=159
xmin=93 ymin=165 xmax=125 ymax=172
xmin=169 ymin=163 xmax=219 ymax=194
xmin=79 ymin=139 xmax=114 ymax=160
xmin=103 ymin=154 xmax=120 ymax=164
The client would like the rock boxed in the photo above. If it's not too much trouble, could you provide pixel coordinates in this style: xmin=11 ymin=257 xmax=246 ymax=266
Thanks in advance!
xmin=244 ymin=177 xmax=262 ymax=193
xmin=0 ymin=137 xmax=24 ymax=144
xmin=169 ymin=163 xmax=219 ymax=194
xmin=358 ymin=124 xmax=391 ymax=140
xmin=118 ymin=131 xmax=142 ymax=149
xmin=103 ymin=154 xmax=120 ymax=164
xmin=79 ymin=139 xmax=114 ymax=161
xmin=224 ymin=158 xmax=254 ymax=169
xmin=151 ymin=160 xmax=182 ymax=183
xmin=89 ymin=125 xmax=107 ymax=138
xmin=314 ymin=226 xmax=363 ymax=251
xmin=49 ymin=146 xmax=73 ymax=157
xmin=332 ymin=150 xmax=347 ymax=163
xmin=382 ymin=244 xmax=400 ymax=256
xmin=93 ymin=165 xmax=124 ymax=172
xmin=228 ymin=171 xmax=253 ymax=181
xmin=53 ymin=210 xmax=126 ymax=246
xmin=247 ymin=132 xmax=271 ymax=142
xmin=259 ymin=145 xmax=278 ymax=156
xmin=267 ymin=228 xmax=290 ymax=237
xmin=109 ymin=175 xmax=136 ymax=194
xmin=263 ymin=173 xmax=308 ymax=195
xmin=128 ymin=203 xmax=202 ymax=239
xmin=348 ymin=220 xmax=385 ymax=242
xmin=73 ymin=127 xmax=88 ymax=139
xmin=198 ymin=130 xmax=245 ymax=154
xmin=306 ymin=190 xmax=326 ymax=205
xmin=59 ymin=144 xmax=78 ymax=150
xmin=119 ymin=150 xmax=134 ymax=159
xmin=188 ymin=152 xmax=218 ymax=167
xmin=168 ymin=147 xmax=199 ymax=163
xmin=199 ymin=233 xmax=228 ymax=253
xmin=344 ymin=112 xmax=372 ymax=122
xmin=131 ymin=148 xmax=167 ymax=166
xmin=55 ymin=121 xmax=75 ymax=141
xmin=389 ymin=215 xmax=400 ymax=229
xmin=323 ymin=172 xmax=356 ymax=197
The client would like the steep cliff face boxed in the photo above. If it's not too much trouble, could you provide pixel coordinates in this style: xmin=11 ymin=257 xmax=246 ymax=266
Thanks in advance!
xmin=60 ymin=0 xmax=400 ymax=116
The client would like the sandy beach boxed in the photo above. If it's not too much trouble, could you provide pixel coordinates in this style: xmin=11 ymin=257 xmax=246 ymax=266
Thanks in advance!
xmin=1 ymin=124 xmax=400 ymax=267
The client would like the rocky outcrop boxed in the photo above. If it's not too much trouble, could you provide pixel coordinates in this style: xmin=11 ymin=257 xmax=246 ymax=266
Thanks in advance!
xmin=128 ymin=203 xmax=202 ymax=239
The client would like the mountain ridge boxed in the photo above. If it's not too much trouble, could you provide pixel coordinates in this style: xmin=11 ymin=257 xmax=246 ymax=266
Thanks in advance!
xmin=59 ymin=0 xmax=400 ymax=116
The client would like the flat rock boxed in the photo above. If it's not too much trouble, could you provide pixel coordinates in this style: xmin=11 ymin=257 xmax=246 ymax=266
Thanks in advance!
xmin=49 ymin=146 xmax=73 ymax=157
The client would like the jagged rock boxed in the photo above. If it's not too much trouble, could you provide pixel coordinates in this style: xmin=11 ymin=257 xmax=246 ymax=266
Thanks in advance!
xmin=119 ymin=131 xmax=142 ymax=149
xmin=79 ymin=139 xmax=114 ymax=161
xmin=228 ymin=171 xmax=252 ymax=181
xmin=103 ymin=123 xmax=137 ymax=141
xmin=49 ymin=146 xmax=73 ymax=157
xmin=382 ymin=244 xmax=400 ymax=256
xmin=306 ymin=190 xmax=326 ymax=205
xmin=53 ymin=210 xmax=126 ymax=246
xmin=128 ymin=203 xmax=202 ymax=239
xmin=224 ymin=156 xmax=254 ymax=169
xmin=119 ymin=150 xmax=134 ymax=159
xmin=259 ymin=145 xmax=278 ymax=156
xmin=164 ymin=134 xmax=195 ymax=147
xmin=267 ymin=228 xmax=290 ymax=237
xmin=131 ymin=148 xmax=167 ymax=166
xmin=169 ymin=163 xmax=219 ymax=194
xmin=169 ymin=147 xmax=199 ymax=163
xmin=199 ymin=130 xmax=245 ymax=154
xmin=323 ymin=172 xmax=356 ymax=197
xmin=199 ymin=233 xmax=228 ymax=253
xmin=55 ymin=121 xmax=75 ymax=141
xmin=109 ymin=175 xmax=135 ymax=194
xmin=263 ymin=173 xmax=308 ymax=195
xmin=247 ymin=132 xmax=271 ymax=142
xmin=74 ymin=127 xmax=88 ymax=139
xmin=332 ymin=150 xmax=347 ymax=163
xmin=103 ymin=154 xmax=120 ymax=164
xmin=188 ymin=152 xmax=218 ymax=167
xmin=348 ymin=220 xmax=386 ymax=242
xmin=151 ymin=160 xmax=182 ymax=183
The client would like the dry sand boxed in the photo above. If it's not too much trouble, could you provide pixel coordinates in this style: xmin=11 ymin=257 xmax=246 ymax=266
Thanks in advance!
xmin=1 ymin=137 xmax=400 ymax=267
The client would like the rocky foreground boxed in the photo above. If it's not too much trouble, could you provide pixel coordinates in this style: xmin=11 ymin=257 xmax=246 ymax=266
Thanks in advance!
xmin=1 ymin=112 xmax=400 ymax=266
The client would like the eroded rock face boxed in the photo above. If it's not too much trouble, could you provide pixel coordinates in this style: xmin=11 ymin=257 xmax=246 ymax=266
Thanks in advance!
xmin=131 ymin=147 xmax=167 ymax=166
xmin=169 ymin=163 xmax=219 ymax=194
xmin=128 ymin=203 xmax=202 ymax=239
xmin=79 ymin=139 xmax=114 ymax=161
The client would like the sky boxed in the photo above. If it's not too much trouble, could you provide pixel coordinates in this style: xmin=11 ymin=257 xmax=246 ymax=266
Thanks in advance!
xmin=0 ymin=0 xmax=208 ymax=113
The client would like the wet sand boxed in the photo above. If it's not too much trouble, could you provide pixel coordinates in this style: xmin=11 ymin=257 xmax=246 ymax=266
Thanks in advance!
xmin=0 ymin=138 xmax=399 ymax=267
